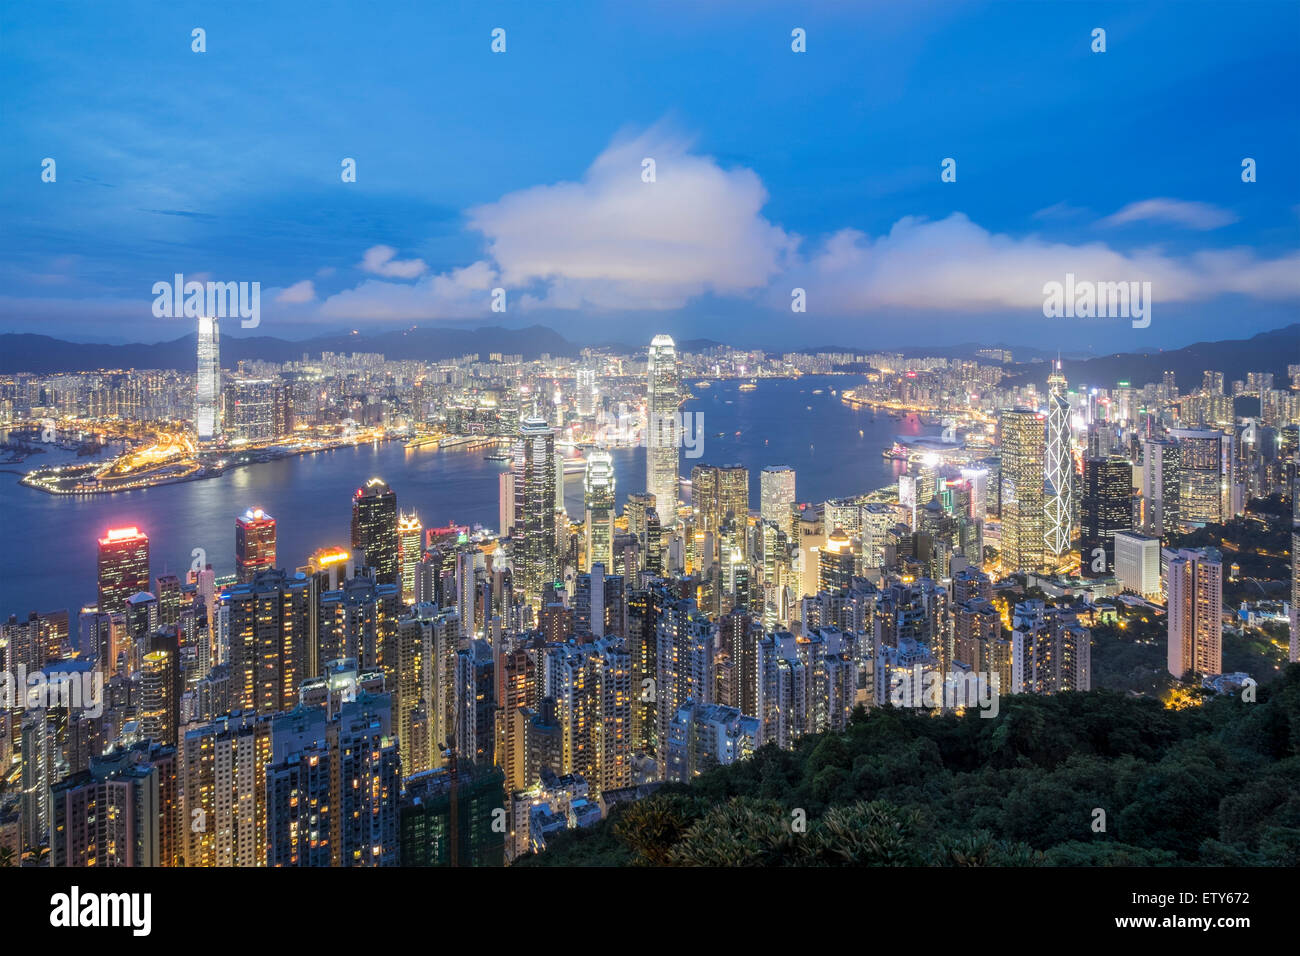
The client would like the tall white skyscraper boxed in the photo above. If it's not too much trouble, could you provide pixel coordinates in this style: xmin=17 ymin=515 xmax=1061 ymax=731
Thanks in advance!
xmin=1043 ymin=361 xmax=1072 ymax=560
xmin=196 ymin=315 xmax=221 ymax=441
xmin=576 ymin=367 xmax=597 ymax=416
xmin=760 ymin=465 xmax=796 ymax=528
xmin=584 ymin=449 xmax=616 ymax=572
xmin=646 ymin=334 xmax=680 ymax=519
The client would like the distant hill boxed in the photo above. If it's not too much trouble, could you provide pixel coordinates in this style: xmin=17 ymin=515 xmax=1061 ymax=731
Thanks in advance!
xmin=998 ymin=324 xmax=1300 ymax=390
xmin=0 ymin=325 xmax=580 ymax=373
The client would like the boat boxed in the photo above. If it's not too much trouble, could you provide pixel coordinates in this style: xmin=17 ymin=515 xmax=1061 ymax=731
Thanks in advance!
xmin=695 ymin=381 xmax=711 ymax=388
xmin=812 ymin=389 xmax=824 ymax=395
xmin=484 ymin=453 xmax=512 ymax=462
xmin=738 ymin=383 xmax=757 ymax=392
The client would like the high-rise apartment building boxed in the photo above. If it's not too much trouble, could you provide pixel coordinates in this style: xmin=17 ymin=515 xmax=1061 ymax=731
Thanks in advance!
xmin=397 ymin=511 xmax=423 ymax=605
xmin=760 ymin=465 xmax=796 ymax=530
xmin=1166 ymin=547 xmax=1223 ymax=678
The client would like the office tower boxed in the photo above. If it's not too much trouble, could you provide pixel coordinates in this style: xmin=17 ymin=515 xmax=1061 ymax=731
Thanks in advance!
xmin=195 ymin=315 xmax=221 ymax=441
xmin=235 ymin=508 xmax=276 ymax=584
xmin=266 ymin=695 xmax=400 ymax=867
xmin=760 ymin=465 xmax=796 ymax=530
xmin=399 ymin=762 xmax=507 ymax=867
xmin=1170 ymin=429 xmax=1232 ymax=524
xmin=498 ymin=471 xmax=514 ymax=538
xmin=1142 ymin=439 xmax=1181 ymax=535
xmin=317 ymin=572 xmax=401 ymax=674
xmin=1114 ymin=531 xmax=1162 ymax=598
xmin=1043 ymin=362 xmax=1073 ymax=560
xmin=1078 ymin=457 xmax=1133 ymax=577
xmin=397 ymin=512 xmax=423 ymax=605
xmin=224 ymin=569 xmax=311 ymax=715
xmin=1010 ymin=601 xmax=1091 ymax=694
xmin=96 ymin=527 xmax=150 ymax=618
xmin=575 ymin=366 xmax=597 ymax=416
xmin=514 ymin=414 xmax=559 ymax=606
xmin=140 ymin=634 xmax=181 ymax=748
xmin=50 ymin=741 xmax=178 ymax=868
xmin=584 ymin=450 xmax=616 ymax=572
xmin=351 ymin=478 xmax=400 ymax=585
xmin=1166 ymin=548 xmax=1223 ymax=678
xmin=182 ymin=712 xmax=273 ymax=867
xmin=646 ymin=334 xmax=680 ymax=516
xmin=999 ymin=409 xmax=1046 ymax=574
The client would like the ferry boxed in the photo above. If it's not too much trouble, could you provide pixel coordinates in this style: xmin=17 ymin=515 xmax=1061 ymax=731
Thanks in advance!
xmin=484 ymin=453 xmax=512 ymax=462
xmin=695 ymin=381 xmax=712 ymax=388
xmin=738 ymin=382 xmax=757 ymax=392
xmin=812 ymin=389 xmax=824 ymax=395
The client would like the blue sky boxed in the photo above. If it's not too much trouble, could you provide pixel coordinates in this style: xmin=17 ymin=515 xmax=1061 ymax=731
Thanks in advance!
xmin=2 ymin=0 xmax=1297 ymax=352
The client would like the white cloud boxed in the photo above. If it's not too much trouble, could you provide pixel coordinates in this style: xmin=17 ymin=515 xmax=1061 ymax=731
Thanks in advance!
xmin=1100 ymin=198 xmax=1238 ymax=230
xmin=788 ymin=213 xmax=1300 ymax=312
xmin=359 ymin=245 xmax=428 ymax=278
xmin=319 ymin=260 xmax=497 ymax=320
xmin=276 ymin=280 xmax=316 ymax=303
xmin=466 ymin=125 xmax=797 ymax=310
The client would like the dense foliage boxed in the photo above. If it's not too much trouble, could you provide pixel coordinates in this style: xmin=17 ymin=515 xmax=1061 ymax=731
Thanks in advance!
xmin=521 ymin=665 xmax=1300 ymax=867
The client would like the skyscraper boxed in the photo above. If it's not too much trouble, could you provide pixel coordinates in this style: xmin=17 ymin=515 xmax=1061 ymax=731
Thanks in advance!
xmin=351 ymin=478 xmax=400 ymax=585
xmin=1166 ymin=547 xmax=1223 ymax=678
xmin=1170 ymin=429 xmax=1232 ymax=525
xmin=999 ymin=409 xmax=1046 ymax=574
xmin=646 ymin=334 xmax=680 ymax=519
xmin=515 ymin=414 xmax=558 ymax=606
xmin=1142 ymin=439 xmax=1181 ymax=535
xmin=1043 ymin=362 xmax=1073 ymax=561
xmin=397 ymin=512 xmax=423 ymax=604
xmin=97 ymin=526 xmax=150 ymax=617
xmin=584 ymin=449 xmax=616 ymax=572
xmin=195 ymin=315 xmax=221 ymax=441
xmin=760 ymin=465 xmax=796 ymax=529
xmin=1079 ymin=457 xmax=1133 ymax=577
xmin=235 ymin=508 xmax=276 ymax=584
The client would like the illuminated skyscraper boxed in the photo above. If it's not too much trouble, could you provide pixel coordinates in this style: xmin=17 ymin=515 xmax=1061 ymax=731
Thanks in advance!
xmin=760 ymin=465 xmax=796 ymax=529
xmin=1078 ymin=457 xmax=1133 ymax=578
xmin=584 ymin=450 xmax=616 ymax=572
xmin=97 ymin=527 xmax=150 ymax=617
xmin=398 ymin=512 xmax=424 ymax=604
xmin=1043 ymin=362 xmax=1073 ymax=561
xmin=575 ymin=366 xmax=597 ymax=416
xmin=235 ymin=508 xmax=276 ymax=584
xmin=515 ymin=414 xmax=558 ymax=606
xmin=351 ymin=478 xmax=400 ymax=585
xmin=1166 ymin=547 xmax=1223 ymax=678
xmin=140 ymin=635 xmax=181 ymax=748
xmin=183 ymin=712 xmax=273 ymax=867
xmin=1170 ymin=429 xmax=1232 ymax=525
xmin=646 ymin=334 xmax=680 ymax=519
xmin=195 ymin=315 xmax=221 ymax=441
xmin=1142 ymin=439 xmax=1181 ymax=535
xmin=998 ymin=409 xmax=1046 ymax=574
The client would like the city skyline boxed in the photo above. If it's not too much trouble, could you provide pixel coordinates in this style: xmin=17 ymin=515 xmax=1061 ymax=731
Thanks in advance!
xmin=1 ymin=0 xmax=1298 ymax=888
